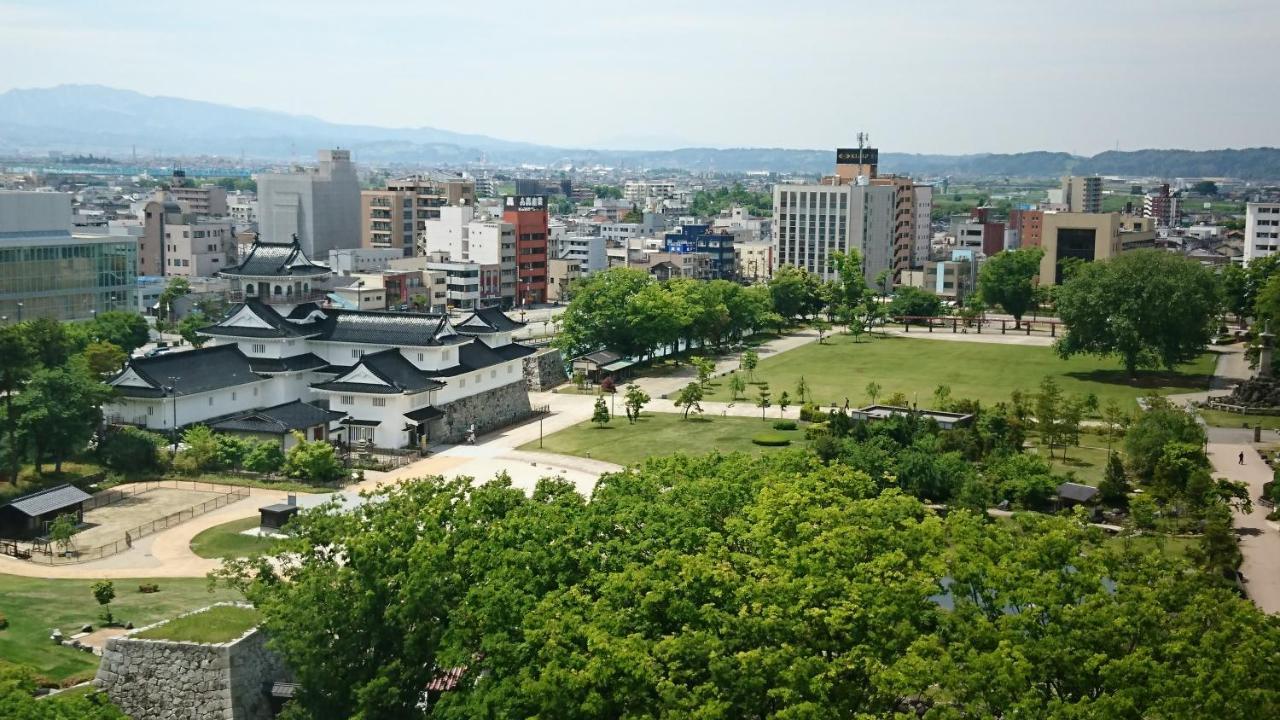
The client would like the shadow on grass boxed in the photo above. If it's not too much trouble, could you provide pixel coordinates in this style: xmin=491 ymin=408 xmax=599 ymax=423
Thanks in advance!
xmin=591 ymin=426 xmax=617 ymax=430
xmin=1062 ymin=369 xmax=1212 ymax=389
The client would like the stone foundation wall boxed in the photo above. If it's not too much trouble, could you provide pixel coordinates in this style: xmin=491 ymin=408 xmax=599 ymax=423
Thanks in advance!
xmin=94 ymin=603 xmax=287 ymax=720
xmin=523 ymin=348 xmax=567 ymax=391
xmin=437 ymin=379 xmax=532 ymax=443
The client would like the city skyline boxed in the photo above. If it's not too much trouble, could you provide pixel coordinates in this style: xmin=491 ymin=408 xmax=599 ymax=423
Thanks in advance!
xmin=2 ymin=0 xmax=1276 ymax=155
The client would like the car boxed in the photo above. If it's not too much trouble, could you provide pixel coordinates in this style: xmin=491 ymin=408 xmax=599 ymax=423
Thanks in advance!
xmin=144 ymin=347 xmax=172 ymax=358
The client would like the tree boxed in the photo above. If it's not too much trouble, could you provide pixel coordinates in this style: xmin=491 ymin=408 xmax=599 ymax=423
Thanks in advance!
xmin=874 ymin=268 xmax=894 ymax=297
xmin=1192 ymin=180 xmax=1219 ymax=196
xmin=768 ymin=265 xmax=820 ymax=322
xmin=178 ymin=312 xmax=209 ymax=347
xmin=0 ymin=663 xmax=126 ymax=718
xmin=81 ymin=341 xmax=127 ymax=377
xmin=0 ymin=326 xmax=36 ymax=483
xmin=592 ymin=397 xmax=611 ymax=428
xmin=1102 ymin=399 xmax=1128 ymax=451
xmin=1034 ymin=376 xmax=1063 ymax=459
xmin=97 ymin=427 xmax=166 ymax=474
xmin=1099 ymin=452 xmax=1131 ymax=508
xmin=756 ymin=384 xmax=772 ymax=419
xmin=1059 ymin=394 xmax=1084 ymax=460
xmin=220 ymin=454 xmax=1280 ymax=720
xmin=795 ymin=376 xmax=810 ymax=405
xmin=48 ymin=512 xmax=79 ymax=555
xmin=14 ymin=362 xmax=114 ymax=474
xmin=571 ymin=370 xmax=587 ymax=390
xmin=888 ymin=286 xmax=943 ymax=319
xmin=157 ymin=276 xmax=191 ymax=326
xmin=1055 ymin=250 xmax=1219 ymax=377
xmin=1124 ymin=396 xmax=1206 ymax=481
xmin=932 ymin=384 xmax=952 ymax=411
xmin=739 ymin=348 xmax=759 ymax=382
xmin=244 ymin=440 xmax=286 ymax=474
xmin=623 ymin=383 xmax=650 ymax=424
xmin=978 ymin=247 xmax=1045 ymax=328
xmin=813 ymin=319 xmax=830 ymax=344
xmin=91 ymin=580 xmax=116 ymax=625
xmin=1221 ymin=262 xmax=1250 ymax=325
xmin=621 ymin=204 xmax=643 ymax=223
xmin=1193 ymin=503 xmax=1242 ymax=579
xmin=778 ymin=390 xmax=790 ymax=417
xmin=22 ymin=317 xmax=77 ymax=368
xmin=828 ymin=250 xmax=866 ymax=319
xmin=690 ymin=356 xmax=715 ymax=388
xmin=865 ymin=381 xmax=882 ymax=405
xmin=88 ymin=311 xmax=150 ymax=355
xmin=173 ymin=425 xmax=222 ymax=474
xmin=283 ymin=432 xmax=344 ymax=483
xmin=729 ymin=374 xmax=746 ymax=400
xmin=674 ymin=382 xmax=703 ymax=420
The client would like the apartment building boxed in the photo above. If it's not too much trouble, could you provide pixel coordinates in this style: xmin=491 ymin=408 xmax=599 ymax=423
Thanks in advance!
xmin=553 ymin=234 xmax=606 ymax=274
xmin=163 ymin=217 xmax=234 ymax=277
xmin=227 ymin=191 xmax=257 ymax=227
xmin=419 ymin=206 xmax=516 ymax=305
xmin=624 ymin=180 xmax=676 ymax=203
xmin=257 ymin=149 xmax=360 ymax=257
xmin=168 ymin=180 xmax=228 ymax=216
xmin=1061 ymin=176 xmax=1103 ymax=214
xmin=1142 ymin=183 xmax=1176 ymax=228
xmin=367 ymin=172 xmax=477 ymax=255
xmin=1245 ymin=202 xmax=1280 ymax=265
xmin=664 ymin=225 xmax=737 ymax=280
xmin=736 ymin=240 xmax=773 ymax=283
xmin=869 ymin=176 xmax=919 ymax=278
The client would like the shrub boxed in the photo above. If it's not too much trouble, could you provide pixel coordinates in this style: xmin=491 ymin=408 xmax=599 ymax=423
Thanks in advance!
xmin=751 ymin=433 xmax=792 ymax=447
xmin=176 ymin=425 xmax=222 ymax=474
xmin=244 ymin=441 xmax=285 ymax=474
xmin=798 ymin=404 xmax=820 ymax=422
xmin=97 ymin=426 xmax=166 ymax=474
xmin=215 ymin=434 xmax=254 ymax=469
xmin=805 ymin=422 xmax=830 ymax=440
xmin=0 ymin=610 xmax=8 ymax=629
xmin=772 ymin=420 xmax=798 ymax=431
xmin=137 ymin=583 xmax=159 ymax=594
xmin=284 ymin=432 xmax=344 ymax=483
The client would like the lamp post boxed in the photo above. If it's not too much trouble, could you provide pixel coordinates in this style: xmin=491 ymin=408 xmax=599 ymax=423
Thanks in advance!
xmin=167 ymin=376 xmax=179 ymax=454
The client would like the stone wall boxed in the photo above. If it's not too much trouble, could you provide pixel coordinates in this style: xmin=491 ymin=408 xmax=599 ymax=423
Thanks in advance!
xmin=94 ymin=603 xmax=288 ymax=720
xmin=523 ymin=348 xmax=567 ymax=391
xmin=437 ymin=379 xmax=533 ymax=443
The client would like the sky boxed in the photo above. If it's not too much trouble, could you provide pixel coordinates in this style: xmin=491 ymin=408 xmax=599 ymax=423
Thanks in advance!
xmin=1 ymin=0 xmax=1277 ymax=155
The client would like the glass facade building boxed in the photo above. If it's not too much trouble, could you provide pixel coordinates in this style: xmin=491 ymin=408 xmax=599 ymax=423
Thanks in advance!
xmin=0 ymin=233 xmax=138 ymax=322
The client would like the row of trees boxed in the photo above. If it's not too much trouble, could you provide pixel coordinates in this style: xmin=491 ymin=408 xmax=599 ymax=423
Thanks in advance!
xmin=225 ymin=447 xmax=1280 ymax=719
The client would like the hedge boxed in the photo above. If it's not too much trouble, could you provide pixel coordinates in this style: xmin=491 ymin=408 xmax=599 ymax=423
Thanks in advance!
xmin=772 ymin=420 xmax=798 ymax=431
xmin=751 ymin=433 xmax=792 ymax=447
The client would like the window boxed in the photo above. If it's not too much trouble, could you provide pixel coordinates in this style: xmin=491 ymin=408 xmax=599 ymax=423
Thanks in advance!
xmin=490 ymin=369 xmax=497 ymax=379
xmin=352 ymin=349 xmax=363 ymax=359
xmin=372 ymin=398 xmax=387 ymax=407
xmin=474 ymin=373 xmax=481 ymax=384
xmin=252 ymin=343 xmax=266 ymax=354
xmin=253 ymin=387 xmax=259 ymax=396
xmin=147 ymin=406 xmax=154 ymax=416
xmin=208 ymin=397 xmax=214 ymax=406
xmin=508 ymin=365 xmax=514 ymax=375
xmin=231 ymin=391 xmax=237 ymax=401
xmin=459 ymin=377 xmax=466 ymax=388
xmin=340 ymin=395 xmax=354 ymax=405
xmin=352 ymin=426 xmax=375 ymax=443
xmin=417 ymin=352 xmax=424 ymax=361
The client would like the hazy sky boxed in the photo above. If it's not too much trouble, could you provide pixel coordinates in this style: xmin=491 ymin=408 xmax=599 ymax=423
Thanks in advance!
xmin=2 ymin=0 xmax=1276 ymax=154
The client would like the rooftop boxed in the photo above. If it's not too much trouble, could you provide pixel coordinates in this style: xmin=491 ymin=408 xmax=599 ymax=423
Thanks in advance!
xmin=2 ymin=483 xmax=92 ymax=518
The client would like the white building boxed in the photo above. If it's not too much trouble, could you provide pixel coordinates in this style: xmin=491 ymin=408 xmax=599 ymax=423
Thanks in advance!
xmin=771 ymin=182 xmax=895 ymax=285
xmin=712 ymin=207 xmax=773 ymax=244
xmin=623 ymin=181 xmax=676 ymax=203
xmin=553 ymin=234 xmax=607 ymax=274
xmin=1245 ymin=202 xmax=1280 ymax=264
xmin=327 ymin=247 xmax=405 ymax=276
xmin=256 ymin=149 xmax=360 ymax=258
xmin=105 ymin=243 xmax=537 ymax=449
xmin=227 ymin=191 xmax=257 ymax=227
xmin=418 ymin=206 xmax=516 ymax=305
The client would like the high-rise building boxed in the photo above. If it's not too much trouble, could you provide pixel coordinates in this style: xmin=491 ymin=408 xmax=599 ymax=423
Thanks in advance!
xmin=1245 ymin=202 xmax=1280 ymax=265
xmin=834 ymin=146 xmax=879 ymax=183
xmin=772 ymin=182 xmax=894 ymax=286
xmin=869 ymin=175 xmax=919 ymax=277
xmin=1061 ymin=176 xmax=1103 ymax=214
xmin=167 ymin=174 xmax=228 ymax=216
xmin=912 ymin=185 xmax=933 ymax=265
xmin=503 ymin=195 xmax=549 ymax=305
xmin=0 ymin=191 xmax=137 ymax=321
xmin=361 ymin=189 xmax=414 ymax=255
xmin=1007 ymin=209 xmax=1044 ymax=249
xmin=257 ymin=149 xmax=360 ymax=257
xmin=1142 ymin=183 xmax=1175 ymax=228
xmin=420 ymin=206 xmax=516 ymax=306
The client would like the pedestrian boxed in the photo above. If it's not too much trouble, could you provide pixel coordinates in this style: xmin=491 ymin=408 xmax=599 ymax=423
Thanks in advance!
xmin=1239 ymin=451 xmax=1246 ymax=465
xmin=844 ymin=397 xmax=850 ymax=410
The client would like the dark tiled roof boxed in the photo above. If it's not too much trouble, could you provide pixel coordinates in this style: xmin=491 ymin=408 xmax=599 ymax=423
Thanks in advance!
xmin=455 ymin=307 xmax=525 ymax=334
xmin=312 ymin=349 xmax=446 ymax=395
xmin=489 ymin=342 xmax=537 ymax=361
xmin=248 ymin=353 xmax=327 ymax=374
xmin=404 ymin=406 xmax=443 ymax=422
xmin=575 ymin=349 xmax=621 ymax=365
xmin=4 ymin=484 xmax=92 ymax=517
xmin=112 ymin=345 xmax=262 ymax=397
xmin=221 ymin=237 xmax=329 ymax=278
xmin=199 ymin=300 xmax=317 ymax=339
xmin=210 ymin=401 xmax=345 ymax=435
xmin=320 ymin=311 xmax=470 ymax=347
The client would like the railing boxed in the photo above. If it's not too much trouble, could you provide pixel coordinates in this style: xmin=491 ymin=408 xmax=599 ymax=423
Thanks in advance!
xmin=21 ymin=481 xmax=251 ymax=565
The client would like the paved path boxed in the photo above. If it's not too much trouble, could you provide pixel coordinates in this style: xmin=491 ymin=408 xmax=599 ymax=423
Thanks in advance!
xmin=1208 ymin=441 xmax=1280 ymax=613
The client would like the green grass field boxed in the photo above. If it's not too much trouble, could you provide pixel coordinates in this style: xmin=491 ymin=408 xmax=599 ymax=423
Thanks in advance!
xmin=0 ymin=575 xmax=242 ymax=684
xmin=1026 ymin=431 xmax=1119 ymax=486
xmin=1199 ymin=408 xmax=1280 ymax=431
xmin=189 ymin=516 xmax=284 ymax=560
xmin=519 ymin=412 xmax=805 ymax=466
xmin=133 ymin=604 xmax=260 ymax=644
xmin=706 ymin=334 xmax=1214 ymax=412
xmin=1104 ymin=534 xmax=1197 ymax=560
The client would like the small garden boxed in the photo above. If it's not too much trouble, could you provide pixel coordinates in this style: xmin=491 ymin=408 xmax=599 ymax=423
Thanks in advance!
xmin=132 ymin=604 xmax=260 ymax=644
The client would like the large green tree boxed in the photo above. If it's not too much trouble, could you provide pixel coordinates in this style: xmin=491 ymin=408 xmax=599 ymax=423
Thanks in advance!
xmin=86 ymin=310 xmax=151 ymax=355
xmin=0 ymin=325 xmax=36 ymax=483
xmin=888 ymin=286 xmax=944 ymax=319
xmin=1055 ymin=250 xmax=1218 ymax=377
xmin=555 ymin=268 xmax=653 ymax=358
xmin=768 ymin=264 xmax=821 ymax=321
xmin=14 ymin=361 xmax=115 ymax=473
xmin=978 ymin=247 xmax=1045 ymax=328
xmin=220 ymin=452 xmax=1280 ymax=720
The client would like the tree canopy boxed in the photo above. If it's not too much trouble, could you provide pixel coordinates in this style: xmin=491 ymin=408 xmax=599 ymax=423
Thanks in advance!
xmin=978 ymin=247 xmax=1045 ymax=326
xmin=1054 ymin=250 xmax=1218 ymax=376
xmin=223 ymin=450 xmax=1280 ymax=720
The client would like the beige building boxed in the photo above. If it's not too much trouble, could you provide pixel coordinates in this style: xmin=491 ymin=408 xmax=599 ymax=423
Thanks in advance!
xmin=163 ymin=217 xmax=234 ymax=277
xmin=169 ymin=183 xmax=228 ymax=216
xmin=736 ymin=240 xmax=773 ymax=283
xmin=360 ymin=173 xmax=476 ymax=254
xmin=1037 ymin=212 xmax=1122 ymax=284
xmin=547 ymin=257 xmax=583 ymax=303
xmin=1061 ymin=176 xmax=1102 ymax=214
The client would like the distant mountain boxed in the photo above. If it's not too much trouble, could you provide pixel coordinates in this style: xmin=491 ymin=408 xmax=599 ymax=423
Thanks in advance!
xmin=1 ymin=85 xmax=1278 ymax=179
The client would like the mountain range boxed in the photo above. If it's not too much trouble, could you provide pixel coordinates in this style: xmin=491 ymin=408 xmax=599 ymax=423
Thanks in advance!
xmin=1 ymin=85 xmax=1278 ymax=180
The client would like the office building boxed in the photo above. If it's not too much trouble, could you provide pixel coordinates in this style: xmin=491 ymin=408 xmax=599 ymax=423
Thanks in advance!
xmin=420 ymin=205 xmax=516 ymax=306
xmin=834 ymin=146 xmax=879 ymax=183
xmin=952 ymin=207 xmax=1006 ymax=256
xmin=664 ymin=225 xmax=737 ymax=279
xmin=772 ymin=182 xmax=895 ymax=286
xmin=162 ymin=216 xmax=234 ymax=277
xmin=1061 ymin=176 xmax=1103 ymax=214
xmin=1037 ymin=212 xmax=1123 ymax=284
xmin=553 ymin=234 xmax=607 ymax=275
xmin=257 ymin=149 xmax=360 ymax=257
xmin=923 ymin=250 xmax=978 ymax=302
xmin=503 ymin=195 xmax=549 ymax=305
xmin=327 ymin=247 xmax=405 ymax=276
xmin=736 ymin=240 xmax=773 ymax=283
xmin=367 ymin=173 xmax=477 ymax=255
xmin=227 ymin=191 xmax=257 ymax=227
xmin=0 ymin=191 xmax=137 ymax=322
xmin=167 ymin=176 xmax=229 ymax=216
xmin=1245 ymin=203 xmax=1280 ymax=265
xmin=1007 ymin=209 xmax=1044 ymax=250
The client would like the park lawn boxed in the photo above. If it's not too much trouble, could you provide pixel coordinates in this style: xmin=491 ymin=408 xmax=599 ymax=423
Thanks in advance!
xmin=0 ymin=574 xmax=242 ymax=684
xmin=189 ymin=516 xmax=284 ymax=560
xmin=1026 ymin=431 xmax=1119 ymax=486
xmin=132 ymin=604 xmax=260 ymax=644
xmin=1104 ymin=534 xmax=1197 ymax=560
xmin=519 ymin=412 xmax=805 ymax=466
xmin=1198 ymin=408 xmax=1280 ymax=431
xmin=706 ymin=334 xmax=1214 ymax=412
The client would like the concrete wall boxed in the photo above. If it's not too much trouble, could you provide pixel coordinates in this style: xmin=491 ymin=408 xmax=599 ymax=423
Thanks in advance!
xmin=95 ymin=604 xmax=288 ymax=720
xmin=436 ymin=379 xmax=532 ymax=443
xmin=523 ymin=348 xmax=567 ymax=391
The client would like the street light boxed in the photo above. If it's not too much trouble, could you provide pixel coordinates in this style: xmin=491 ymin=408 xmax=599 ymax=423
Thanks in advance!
xmin=166 ymin=377 xmax=179 ymax=454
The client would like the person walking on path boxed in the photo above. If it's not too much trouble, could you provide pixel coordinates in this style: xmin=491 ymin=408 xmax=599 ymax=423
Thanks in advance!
xmin=1240 ymin=451 xmax=1246 ymax=465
